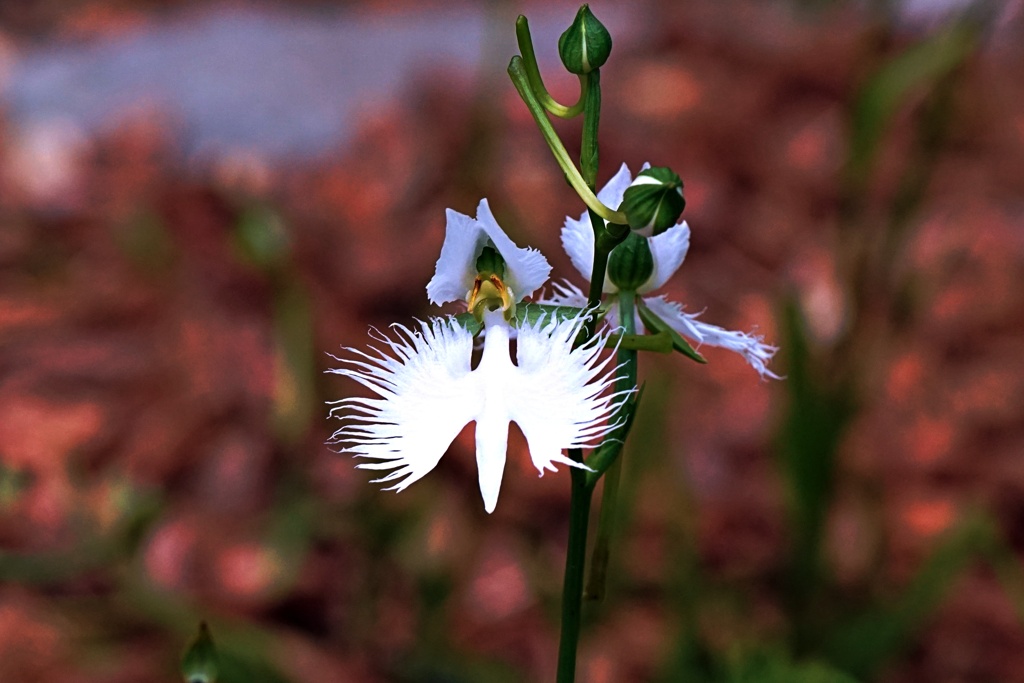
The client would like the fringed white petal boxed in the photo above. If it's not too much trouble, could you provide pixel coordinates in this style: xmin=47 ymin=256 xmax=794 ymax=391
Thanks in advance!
xmin=327 ymin=319 xmax=481 ymax=491
xmin=643 ymin=296 xmax=781 ymax=380
xmin=536 ymin=279 xmax=589 ymax=307
xmin=426 ymin=200 xmax=551 ymax=306
xmin=644 ymin=221 xmax=691 ymax=293
xmin=475 ymin=199 xmax=551 ymax=301
xmin=509 ymin=314 xmax=629 ymax=476
xmin=330 ymin=309 xmax=629 ymax=513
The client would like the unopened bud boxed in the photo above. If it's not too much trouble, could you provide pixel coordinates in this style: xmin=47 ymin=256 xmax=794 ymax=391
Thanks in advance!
xmin=621 ymin=167 xmax=685 ymax=237
xmin=558 ymin=5 xmax=612 ymax=75
xmin=607 ymin=232 xmax=654 ymax=291
xmin=181 ymin=622 xmax=218 ymax=683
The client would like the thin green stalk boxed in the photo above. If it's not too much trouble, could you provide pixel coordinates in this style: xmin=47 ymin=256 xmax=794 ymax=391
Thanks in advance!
xmin=515 ymin=15 xmax=586 ymax=118
xmin=556 ymin=455 xmax=594 ymax=683
xmin=580 ymin=71 xmax=601 ymax=187
xmin=586 ymin=290 xmax=638 ymax=600
xmin=507 ymin=57 xmax=627 ymax=225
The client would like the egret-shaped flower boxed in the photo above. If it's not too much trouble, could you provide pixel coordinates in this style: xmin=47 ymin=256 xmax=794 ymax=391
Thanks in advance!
xmin=328 ymin=200 xmax=626 ymax=513
xmin=549 ymin=163 xmax=780 ymax=380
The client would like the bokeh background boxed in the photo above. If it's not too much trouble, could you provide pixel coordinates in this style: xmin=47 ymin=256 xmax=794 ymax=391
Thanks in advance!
xmin=1 ymin=0 xmax=1023 ymax=681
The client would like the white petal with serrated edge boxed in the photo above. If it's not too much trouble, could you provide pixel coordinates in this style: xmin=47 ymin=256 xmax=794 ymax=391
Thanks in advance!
xmin=644 ymin=221 xmax=691 ymax=293
xmin=427 ymin=209 xmax=488 ymax=306
xmin=327 ymin=319 xmax=482 ymax=491
xmin=508 ymin=314 xmax=629 ymax=477
xmin=426 ymin=201 xmax=552 ymax=306
xmin=643 ymin=296 xmax=781 ymax=380
xmin=475 ymin=199 xmax=551 ymax=300
xmin=537 ymin=279 xmax=588 ymax=307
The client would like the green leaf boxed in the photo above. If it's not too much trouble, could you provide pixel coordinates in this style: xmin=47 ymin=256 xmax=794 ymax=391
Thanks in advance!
xmin=847 ymin=21 xmax=977 ymax=186
xmin=726 ymin=648 xmax=861 ymax=683
xmin=636 ymin=299 xmax=706 ymax=363
xmin=824 ymin=515 xmax=990 ymax=678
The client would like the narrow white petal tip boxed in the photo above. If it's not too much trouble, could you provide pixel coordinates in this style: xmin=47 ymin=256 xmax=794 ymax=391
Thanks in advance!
xmin=535 ymin=279 xmax=588 ymax=307
xmin=643 ymin=296 xmax=782 ymax=380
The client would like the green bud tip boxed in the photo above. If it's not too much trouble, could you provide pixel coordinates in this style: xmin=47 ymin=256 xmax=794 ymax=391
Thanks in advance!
xmin=558 ymin=5 xmax=612 ymax=75
xmin=181 ymin=621 xmax=219 ymax=683
xmin=607 ymin=232 xmax=655 ymax=291
xmin=621 ymin=167 xmax=686 ymax=237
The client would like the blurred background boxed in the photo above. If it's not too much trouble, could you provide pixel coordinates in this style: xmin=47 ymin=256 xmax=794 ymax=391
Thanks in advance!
xmin=1 ymin=0 xmax=1023 ymax=681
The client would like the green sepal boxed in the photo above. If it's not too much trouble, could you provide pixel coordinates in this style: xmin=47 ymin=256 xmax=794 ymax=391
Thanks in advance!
xmin=453 ymin=304 xmax=592 ymax=338
xmin=607 ymin=232 xmax=654 ymax=291
xmin=181 ymin=622 xmax=219 ymax=683
xmin=636 ymin=298 xmax=706 ymax=363
xmin=621 ymin=167 xmax=686 ymax=236
xmin=609 ymin=331 xmax=673 ymax=353
xmin=452 ymin=312 xmax=484 ymax=336
xmin=557 ymin=5 xmax=612 ymax=75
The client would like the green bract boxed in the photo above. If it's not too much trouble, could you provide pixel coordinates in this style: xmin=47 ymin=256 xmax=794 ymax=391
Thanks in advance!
xmin=181 ymin=622 xmax=219 ymax=683
xmin=607 ymin=232 xmax=654 ymax=291
xmin=557 ymin=5 xmax=612 ymax=75
xmin=621 ymin=167 xmax=686 ymax=237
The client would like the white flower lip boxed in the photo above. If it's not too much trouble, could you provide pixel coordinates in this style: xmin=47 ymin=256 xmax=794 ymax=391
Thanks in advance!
xmin=426 ymin=199 xmax=552 ymax=306
xmin=328 ymin=311 xmax=627 ymax=513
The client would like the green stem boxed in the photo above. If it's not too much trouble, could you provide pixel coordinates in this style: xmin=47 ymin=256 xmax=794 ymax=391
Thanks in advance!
xmin=585 ymin=290 xmax=638 ymax=601
xmin=580 ymin=71 xmax=601 ymax=187
xmin=515 ymin=15 xmax=586 ymax=118
xmin=556 ymin=456 xmax=594 ymax=683
xmin=507 ymin=57 xmax=627 ymax=225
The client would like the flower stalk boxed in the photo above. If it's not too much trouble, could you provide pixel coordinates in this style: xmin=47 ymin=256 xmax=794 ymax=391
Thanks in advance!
xmin=507 ymin=57 xmax=627 ymax=226
xmin=515 ymin=15 xmax=586 ymax=118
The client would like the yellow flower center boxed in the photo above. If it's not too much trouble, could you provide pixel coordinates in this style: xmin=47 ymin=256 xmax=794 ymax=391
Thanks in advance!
xmin=468 ymin=274 xmax=516 ymax=321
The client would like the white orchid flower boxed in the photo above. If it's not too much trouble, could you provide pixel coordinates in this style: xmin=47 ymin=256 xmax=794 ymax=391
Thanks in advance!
xmin=328 ymin=200 xmax=626 ymax=513
xmin=549 ymin=163 xmax=780 ymax=380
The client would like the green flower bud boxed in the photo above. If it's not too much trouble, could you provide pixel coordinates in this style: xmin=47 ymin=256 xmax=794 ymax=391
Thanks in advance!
xmin=607 ymin=232 xmax=654 ymax=291
xmin=181 ymin=622 xmax=219 ymax=683
xmin=621 ymin=167 xmax=686 ymax=237
xmin=558 ymin=5 xmax=612 ymax=75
